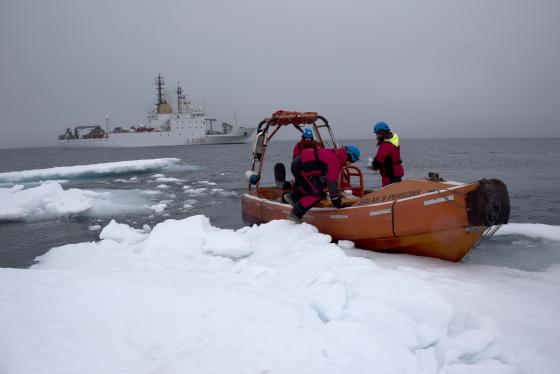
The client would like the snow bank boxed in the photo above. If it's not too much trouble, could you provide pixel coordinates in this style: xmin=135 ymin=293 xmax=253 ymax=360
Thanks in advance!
xmin=0 ymin=183 xmax=150 ymax=221
xmin=0 ymin=158 xmax=189 ymax=184
xmin=0 ymin=216 xmax=533 ymax=373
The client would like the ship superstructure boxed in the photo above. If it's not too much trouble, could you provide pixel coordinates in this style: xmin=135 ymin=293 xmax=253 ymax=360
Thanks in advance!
xmin=58 ymin=75 xmax=208 ymax=148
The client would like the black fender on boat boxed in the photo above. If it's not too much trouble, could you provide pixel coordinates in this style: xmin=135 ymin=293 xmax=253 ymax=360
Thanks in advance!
xmin=466 ymin=179 xmax=510 ymax=226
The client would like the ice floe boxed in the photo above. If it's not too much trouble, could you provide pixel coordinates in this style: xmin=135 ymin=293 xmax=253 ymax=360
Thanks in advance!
xmin=154 ymin=177 xmax=182 ymax=183
xmin=0 ymin=183 xmax=151 ymax=221
xmin=1 ymin=218 xmax=558 ymax=373
xmin=150 ymin=203 xmax=167 ymax=213
xmin=0 ymin=158 xmax=189 ymax=184
xmin=184 ymin=187 xmax=207 ymax=195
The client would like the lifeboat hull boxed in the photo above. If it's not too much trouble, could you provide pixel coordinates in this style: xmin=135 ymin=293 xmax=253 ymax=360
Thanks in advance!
xmin=241 ymin=179 xmax=510 ymax=262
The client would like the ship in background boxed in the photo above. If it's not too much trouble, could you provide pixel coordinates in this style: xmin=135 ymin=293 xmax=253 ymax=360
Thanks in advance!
xmin=205 ymin=113 xmax=255 ymax=145
xmin=57 ymin=75 xmax=255 ymax=147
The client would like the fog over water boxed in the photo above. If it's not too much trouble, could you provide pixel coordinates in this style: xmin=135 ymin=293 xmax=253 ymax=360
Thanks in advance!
xmin=1 ymin=0 xmax=559 ymax=148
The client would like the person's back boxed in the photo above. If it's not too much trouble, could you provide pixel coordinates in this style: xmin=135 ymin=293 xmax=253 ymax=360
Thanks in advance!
xmin=287 ymin=145 xmax=360 ymax=222
xmin=299 ymin=147 xmax=347 ymax=190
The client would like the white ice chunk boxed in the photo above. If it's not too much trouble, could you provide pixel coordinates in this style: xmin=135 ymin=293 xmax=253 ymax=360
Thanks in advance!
xmin=184 ymin=187 xmax=207 ymax=195
xmin=155 ymin=177 xmax=182 ymax=182
xmin=150 ymin=203 xmax=167 ymax=213
xmin=0 ymin=158 xmax=184 ymax=183
xmin=0 ymin=183 xmax=151 ymax=221
xmin=202 ymin=230 xmax=251 ymax=259
xmin=99 ymin=219 xmax=147 ymax=243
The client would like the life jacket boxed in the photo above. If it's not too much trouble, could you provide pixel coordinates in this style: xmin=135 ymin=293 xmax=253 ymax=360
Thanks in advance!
xmin=299 ymin=147 xmax=347 ymax=197
xmin=374 ymin=133 xmax=404 ymax=185
xmin=293 ymin=139 xmax=321 ymax=158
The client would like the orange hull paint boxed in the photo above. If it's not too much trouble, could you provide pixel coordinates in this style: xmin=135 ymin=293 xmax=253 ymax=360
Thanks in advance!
xmin=241 ymin=179 xmax=488 ymax=262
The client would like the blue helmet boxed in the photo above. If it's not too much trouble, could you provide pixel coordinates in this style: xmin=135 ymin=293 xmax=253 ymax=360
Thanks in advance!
xmin=302 ymin=128 xmax=313 ymax=139
xmin=344 ymin=144 xmax=360 ymax=163
xmin=373 ymin=122 xmax=390 ymax=133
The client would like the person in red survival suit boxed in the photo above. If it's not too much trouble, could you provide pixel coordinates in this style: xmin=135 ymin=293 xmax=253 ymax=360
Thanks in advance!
xmin=285 ymin=144 xmax=361 ymax=223
xmin=368 ymin=122 xmax=404 ymax=187
xmin=292 ymin=127 xmax=322 ymax=158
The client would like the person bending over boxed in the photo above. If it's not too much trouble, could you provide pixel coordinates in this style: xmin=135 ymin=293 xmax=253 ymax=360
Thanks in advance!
xmin=286 ymin=144 xmax=360 ymax=223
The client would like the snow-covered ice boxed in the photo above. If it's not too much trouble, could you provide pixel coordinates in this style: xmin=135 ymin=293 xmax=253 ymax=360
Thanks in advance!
xmin=184 ymin=187 xmax=207 ymax=195
xmin=0 ymin=183 xmax=151 ymax=221
xmin=197 ymin=180 xmax=217 ymax=185
xmin=141 ymin=190 xmax=162 ymax=195
xmin=150 ymin=203 xmax=167 ymax=213
xmin=218 ymin=190 xmax=238 ymax=197
xmin=1 ymin=218 xmax=558 ymax=373
xmin=0 ymin=158 xmax=186 ymax=184
xmin=154 ymin=177 xmax=182 ymax=183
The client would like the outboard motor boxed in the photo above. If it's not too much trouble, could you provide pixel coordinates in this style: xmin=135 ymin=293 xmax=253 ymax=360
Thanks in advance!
xmin=466 ymin=179 xmax=510 ymax=226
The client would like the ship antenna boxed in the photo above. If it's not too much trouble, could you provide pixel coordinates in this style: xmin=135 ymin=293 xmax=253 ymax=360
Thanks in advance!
xmin=176 ymin=82 xmax=182 ymax=113
xmin=105 ymin=114 xmax=110 ymax=137
xmin=155 ymin=74 xmax=166 ymax=111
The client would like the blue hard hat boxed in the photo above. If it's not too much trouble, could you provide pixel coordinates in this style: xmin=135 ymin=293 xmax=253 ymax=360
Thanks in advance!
xmin=302 ymin=128 xmax=313 ymax=139
xmin=373 ymin=122 xmax=390 ymax=133
xmin=344 ymin=144 xmax=361 ymax=163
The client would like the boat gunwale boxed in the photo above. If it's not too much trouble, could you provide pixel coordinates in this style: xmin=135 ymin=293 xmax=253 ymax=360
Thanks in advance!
xmin=241 ymin=180 xmax=475 ymax=211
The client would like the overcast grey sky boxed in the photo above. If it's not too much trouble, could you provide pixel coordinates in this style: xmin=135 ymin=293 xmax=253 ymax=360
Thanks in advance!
xmin=1 ymin=0 xmax=559 ymax=148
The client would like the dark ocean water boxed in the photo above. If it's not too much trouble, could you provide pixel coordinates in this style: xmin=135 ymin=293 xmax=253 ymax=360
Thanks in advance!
xmin=1 ymin=138 xmax=559 ymax=269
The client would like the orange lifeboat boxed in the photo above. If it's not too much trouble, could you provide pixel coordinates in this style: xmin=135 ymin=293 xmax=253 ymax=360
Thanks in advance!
xmin=240 ymin=111 xmax=510 ymax=262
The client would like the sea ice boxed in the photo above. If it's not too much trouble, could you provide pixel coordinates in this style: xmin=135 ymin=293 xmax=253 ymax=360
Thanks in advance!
xmin=154 ymin=177 xmax=182 ymax=182
xmin=0 ymin=183 xmax=151 ymax=221
xmin=0 ymin=158 xmax=185 ymax=184
xmin=150 ymin=203 xmax=167 ymax=213
xmin=0 ymin=218 xmax=558 ymax=373
xmin=184 ymin=187 xmax=207 ymax=195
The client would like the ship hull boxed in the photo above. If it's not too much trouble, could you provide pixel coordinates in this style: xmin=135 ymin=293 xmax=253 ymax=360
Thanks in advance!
xmin=58 ymin=114 xmax=207 ymax=148
xmin=206 ymin=127 xmax=256 ymax=144
xmin=57 ymin=133 xmax=207 ymax=148
xmin=58 ymin=125 xmax=255 ymax=148
xmin=241 ymin=179 xmax=510 ymax=262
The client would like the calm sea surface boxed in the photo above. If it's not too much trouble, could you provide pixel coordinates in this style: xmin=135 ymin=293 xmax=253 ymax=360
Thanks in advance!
xmin=1 ymin=138 xmax=559 ymax=269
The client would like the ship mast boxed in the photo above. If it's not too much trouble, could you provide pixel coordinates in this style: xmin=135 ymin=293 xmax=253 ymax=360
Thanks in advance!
xmin=176 ymin=83 xmax=183 ymax=114
xmin=155 ymin=74 xmax=166 ymax=111
xmin=154 ymin=74 xmax=172 ymax=114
